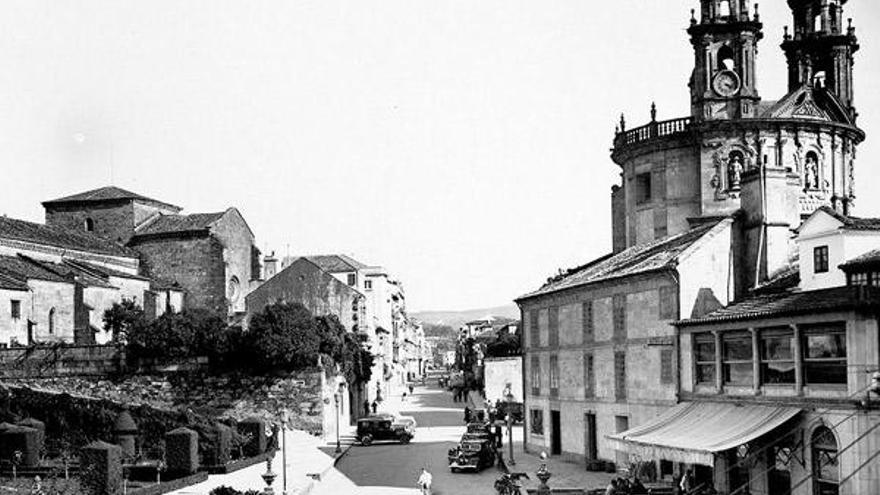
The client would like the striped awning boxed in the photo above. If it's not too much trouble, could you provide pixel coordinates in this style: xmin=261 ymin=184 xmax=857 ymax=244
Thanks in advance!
xmin=606 ymin=402 xmax=802 ymax=466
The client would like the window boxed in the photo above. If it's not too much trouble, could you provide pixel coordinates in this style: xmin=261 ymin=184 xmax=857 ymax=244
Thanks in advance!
xmin=717 ymin=44 xmax=735 ymax=70
xmin=84 ymin=218 xmax=94 ymax=232
xmin=658 ymin=286 xmax=677 ymax=320
xmin=660 ymin=349 xmax=674 ymax=384
xmin=530 ymin=356 xmax=541 ymax=396
xmin=614 ymin=351 xmax=627 ymax=400
xmin=584 ymin=353 xmax=594 ymax=398
xmin=549 ymin=355 xmax=559 ymax=397
xmin=803 ymin=325 xmax=847 ymax=385
xmin=364 ymin=280 xmax=372 ymax=290
xmin=814 ymin=246 xmax=829 ymax=273
xmin=346 ymin=273 xmax=357 ymax=286
xmin=529 ymin=409 xmax=544 ymax=436
xmin=718 ymin=0 xmax=731 ymax=19
xmin=695 ymin=333 xmax=716 ymax=384
xmin=635 ymin=173 xmax=652 ymax=204
xmin=529 ymin=310 xmax=539 ymax=348
xmin=548 ymin=306 xmax=559 ymax=347
xmin=760 ymin=329 xmax=795 ymax=384
xmin=847 ymin=271 xmax=880 ymax=287
xmin=582 ymin=301 xmax=593 ymax=341
xmin=48 ymin=307 xmax=55 ymax=334
xmin=722 ymin=332 xmax=753 ymax=385
xmin=811 ymin=427 xmax=839 ymax=495
xmin=613 ymin=294 xmax=626 ymax=340
xmin=653 ymin=208 xmax=668 ymax=239
xmin=10 ymin=300 xmax=21 ymax=320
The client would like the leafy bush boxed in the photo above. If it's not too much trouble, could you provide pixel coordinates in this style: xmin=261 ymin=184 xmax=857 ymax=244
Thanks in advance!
xmin=243 ymin=303 xmax=320 ymax=373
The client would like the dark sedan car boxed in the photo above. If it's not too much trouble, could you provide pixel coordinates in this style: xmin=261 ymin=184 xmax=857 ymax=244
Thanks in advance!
xmin=356 ymin=416 xmax=413 ymax=445
xmin=448 ymin=434 xmax=495 ymax=472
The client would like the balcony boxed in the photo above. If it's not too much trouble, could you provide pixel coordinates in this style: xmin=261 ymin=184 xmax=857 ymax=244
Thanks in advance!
xmin=613 ymin=116 xmax=692 ymax=151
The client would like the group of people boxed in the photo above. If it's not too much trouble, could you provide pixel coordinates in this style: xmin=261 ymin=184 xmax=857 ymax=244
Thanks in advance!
xmin=604 ymin=477 xmax=648 ymax=495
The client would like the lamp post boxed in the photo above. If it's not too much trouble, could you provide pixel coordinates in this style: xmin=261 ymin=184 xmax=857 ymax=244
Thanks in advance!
xmin=281 ymin=409 xmax=288 ymax=495
xmin=535 ymin=451 xmax=552 ymax=495
xmin=504 ymin=389 xmax=516 ymax=465
xmin=334 ymin=391 xmax=342 ymax=454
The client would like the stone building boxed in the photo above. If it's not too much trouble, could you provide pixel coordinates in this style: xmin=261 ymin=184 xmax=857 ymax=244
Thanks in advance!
xmin=518 ymin=1 xmax=877 ymax=493
xmin=245 ymin=256 xmax=366 ymax=334
xmin=44 ymin=186 xmax=261 ymax=318
xmin=610 ymin=207 xmax=880 ymax=495
xmin=129 ymin=208 xmax=259 ymax=317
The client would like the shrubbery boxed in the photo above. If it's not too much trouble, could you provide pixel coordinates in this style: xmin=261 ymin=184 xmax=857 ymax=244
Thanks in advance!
xmin=103 ymin=301 xmax=373 ymax=383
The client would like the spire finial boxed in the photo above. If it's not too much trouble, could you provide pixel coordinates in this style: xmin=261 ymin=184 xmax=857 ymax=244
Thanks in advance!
xmin=784 ymin=25 xmax=790 ymax=41
xmin=650 ymin=102 xmax=657 ymax=122
xmin=753 ymin=3 xmax=759 ymax=21
xmin=620 ymin=113 xmax=626 ymax=133
xmin=690 ymin=8 xmax=697 ymax=25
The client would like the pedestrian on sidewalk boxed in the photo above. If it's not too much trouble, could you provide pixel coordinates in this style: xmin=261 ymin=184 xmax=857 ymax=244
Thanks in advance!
xmin=363 ymin=399 xmax=370 ymax=417
xmin=494 ymin=423 xmax=503 ymax=448
xmin=402 ymin=391 xmax=408 ymax=402
xmin=408 ymin=384 xmax=414 ymax=395
xmin=371 ymin=400 xmax=378 ymax=414
xmin=417 ymin=468 xmax=433 ymax=495
xmin=464 ymin=406 xmax=472 ymax=423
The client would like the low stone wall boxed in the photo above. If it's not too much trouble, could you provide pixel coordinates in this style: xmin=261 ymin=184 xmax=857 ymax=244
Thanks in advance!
xmin=0 ymin=344 xmax=122 ymax=378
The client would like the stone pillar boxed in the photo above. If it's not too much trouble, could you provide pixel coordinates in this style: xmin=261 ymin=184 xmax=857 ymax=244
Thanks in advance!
xmin=713 ymin=452 xmax=730 ymax=494
xmin=751 ymin=328 xmax=760 ymax=393
xmin=112 ymin=409 xmax=138 ymax=460
xmin=80 ymin=441 xmax=123 ymax=495
xmin=206 ymin=423 xmax=232 ymax=466
xmin=792 ymin=324 xmax=803 ymax=395
xmin=238 ymin=418 xmax=267 ymax=457
xmin=1 ymin=425 xmax=41 ymax=467
xmin=165 ymin=427 xmax=199 ymax=475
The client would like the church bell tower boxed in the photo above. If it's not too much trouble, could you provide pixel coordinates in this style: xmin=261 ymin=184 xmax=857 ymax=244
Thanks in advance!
xmin=781 ymin=0 xmax=859 ymax=122
xmin=689 ymin=0 xmax=763 ymax=121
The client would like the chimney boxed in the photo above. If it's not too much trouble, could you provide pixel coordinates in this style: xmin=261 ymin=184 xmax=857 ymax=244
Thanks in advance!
xmin=263 ymin=251 xmax=278 ymax=280
xmin=738 ymin=166 xmax=800 ymax=292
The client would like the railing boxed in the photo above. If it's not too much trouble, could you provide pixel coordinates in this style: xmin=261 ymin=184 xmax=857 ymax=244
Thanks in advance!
xmin=614 ymin=116 xmax=692 ymax=149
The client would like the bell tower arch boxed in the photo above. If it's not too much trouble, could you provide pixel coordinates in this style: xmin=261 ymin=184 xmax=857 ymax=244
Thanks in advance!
xmin=688 ymin=0 xmax=763 ymax=121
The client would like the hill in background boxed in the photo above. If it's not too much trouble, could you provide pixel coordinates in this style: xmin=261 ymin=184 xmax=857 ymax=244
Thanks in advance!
xmin=412 ymin=304 xmax=519 ymax=329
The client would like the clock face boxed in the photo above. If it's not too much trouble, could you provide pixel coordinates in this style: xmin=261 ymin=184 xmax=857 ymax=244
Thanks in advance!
xmin=712 ymin=70 xmax=741 ymax=97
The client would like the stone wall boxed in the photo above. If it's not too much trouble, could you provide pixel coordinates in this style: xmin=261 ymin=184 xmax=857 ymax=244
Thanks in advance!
xmin=45 ymin=201 xmax=137 ymax=244
xmin=133 ymin=236 xmax=226 ymax=314
xmin=208 ymin=208 xmax=257 ymax=314
xmin=0 ymin=344 xmax=122 ymax=378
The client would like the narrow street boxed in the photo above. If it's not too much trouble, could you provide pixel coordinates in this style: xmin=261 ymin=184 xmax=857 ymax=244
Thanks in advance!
xmin=332 ymin=378 xmax=523 ymax=495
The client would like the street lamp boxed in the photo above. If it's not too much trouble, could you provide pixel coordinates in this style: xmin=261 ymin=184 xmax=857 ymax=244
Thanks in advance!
xmin=334 ymin=383 xmax=346 ymax=454
xmin=280 ymin=409 xmax=288 ymax=495
xmin=504 ymin=389 xmax=516 ymax=465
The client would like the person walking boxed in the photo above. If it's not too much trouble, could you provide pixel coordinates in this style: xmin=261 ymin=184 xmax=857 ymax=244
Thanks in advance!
xmin=464 ymin=406 xmax=472 ymax=423
xmin=363 ymin=399 xmax=370 ymax=417
xmin=494 ymin=423 xmax=503 ymax=449
xmin=417 ymin=468 xmax=433 ymax=495
xmin=371 ymin=400 xmax=378 ymax=414
xmin=408 ymin=384 xmax=414 ymax=395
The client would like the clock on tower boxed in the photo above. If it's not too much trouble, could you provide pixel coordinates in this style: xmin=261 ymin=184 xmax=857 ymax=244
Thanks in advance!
xmin=688 ymin=0 xmax=763 ymax=121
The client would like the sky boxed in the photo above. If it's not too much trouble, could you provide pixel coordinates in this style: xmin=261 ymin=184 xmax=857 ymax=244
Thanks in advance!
xmin=0 ymin=1 xmax=879 ymax=312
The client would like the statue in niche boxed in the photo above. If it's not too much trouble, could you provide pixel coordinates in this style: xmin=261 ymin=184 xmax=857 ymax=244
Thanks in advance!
xmin=805 ymin=152 xmax=820 ymax=190
xmin=728 ymin=152 xmax=744 ymax=189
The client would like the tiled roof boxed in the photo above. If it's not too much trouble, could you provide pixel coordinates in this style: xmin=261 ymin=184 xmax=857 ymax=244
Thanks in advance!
xmin=42 ymin=186 xmax=181 ymax=211
xmin=62 ymin=259 xmax=149 ymax=282
xmin=817 ymin=206 xmax=880 ymax=231
xmin=677 ymin=285 xmax=880 ymax=326
xmin=286 ymin=254 xmax=370 ymax=273
xmin=752 ymin=265 xmax=800 ymax=295
xmin=840 ymin=249 xmax=880 ymax=269
xmin=0 ymin=216 xmax=136 ymax=257
xmin=131 ymin=212 xmax=226 ymax=238
xmin=0 ymin=272 xmax=28 ymax=291
xmin=0 ymin=255 xmax=72 ymax=284
xmin=24 ymin=256 xmax=115 ymax=288
xmin=518 ymin=220 xmax=724 ymax=300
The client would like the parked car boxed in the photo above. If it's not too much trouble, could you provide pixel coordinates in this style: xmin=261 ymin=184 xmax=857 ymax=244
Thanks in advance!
xmin=356 ymin=416 xmax=413 ymax=445
xmin=448 ymin=434 xmax=496 ymax=472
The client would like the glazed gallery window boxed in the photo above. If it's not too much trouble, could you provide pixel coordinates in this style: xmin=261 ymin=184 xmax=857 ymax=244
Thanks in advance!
xmin=694 ymin=333 xmax=716 ymax=383
xmin=814 ymin=246 xmax=829 ymax=273
xmin=760 ymin=330 xmax=795 ymax=384
xmin=803 ymin=325 xmax=847 ymax=385
xmin=722 ymin=332 xmax=753 ymax=384
xmin=530 ymin=409 xmax=544 ymax=435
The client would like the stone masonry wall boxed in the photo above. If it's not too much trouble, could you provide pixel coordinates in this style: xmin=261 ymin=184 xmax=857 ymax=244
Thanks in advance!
xmin=45 ymin=202 xmax=137 ymax=244
xmin=134 ymin=236 xmax=226 ymax=314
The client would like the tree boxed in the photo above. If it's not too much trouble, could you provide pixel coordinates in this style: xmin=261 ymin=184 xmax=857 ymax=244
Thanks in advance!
xmin=244 ymin=302 xmax=321 ymax=373
xmin=102 ymin=299 xmax=146 ymax=343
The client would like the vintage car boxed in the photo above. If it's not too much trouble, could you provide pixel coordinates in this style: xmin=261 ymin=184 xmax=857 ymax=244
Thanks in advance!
xmin=356 ymin=416 xmax=413 ymax=445
xmin=448 ymin=433 xmax=496 ymax=472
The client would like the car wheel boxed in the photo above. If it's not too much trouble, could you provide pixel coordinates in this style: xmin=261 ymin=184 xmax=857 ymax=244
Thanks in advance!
xmin=360 ymin=434 xmax=373 ymax=446
xmin=400 ymin=435 xmax=411 ymax=444
xmin=450 ymin=467 xmax=458 ymax=473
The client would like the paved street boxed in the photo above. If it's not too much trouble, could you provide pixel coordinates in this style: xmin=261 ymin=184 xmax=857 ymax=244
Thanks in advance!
xmin=318 ymin=378 xmax=614 ymax=495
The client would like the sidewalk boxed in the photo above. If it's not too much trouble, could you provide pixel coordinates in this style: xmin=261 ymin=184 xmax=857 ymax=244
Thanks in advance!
xmin=169 ymin=429 xmax=344 ymax=495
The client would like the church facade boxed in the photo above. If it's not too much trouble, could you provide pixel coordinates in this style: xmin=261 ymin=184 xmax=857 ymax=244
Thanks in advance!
xmin=518 ymin=2 xmax=878 ymax=494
